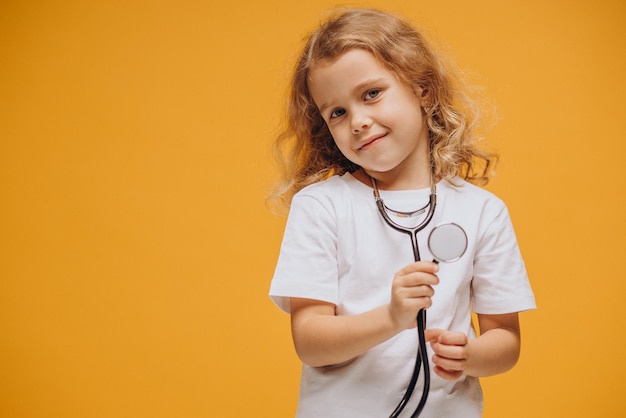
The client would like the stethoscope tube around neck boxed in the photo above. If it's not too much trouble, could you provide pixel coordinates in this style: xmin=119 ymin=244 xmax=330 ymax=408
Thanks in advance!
xmin=369 ymin=175 xmax=437 ymax=418
xmin=370 ymin=177 xmax=437 ymax=262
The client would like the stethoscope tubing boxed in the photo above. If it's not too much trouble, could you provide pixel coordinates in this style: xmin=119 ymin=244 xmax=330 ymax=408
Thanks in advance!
xmin=373 ymin=191 xmax=437 ymax=418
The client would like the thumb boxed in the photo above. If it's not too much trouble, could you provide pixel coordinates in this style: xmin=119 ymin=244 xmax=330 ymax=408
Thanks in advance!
xmin=424 ymin=328 xmax=445 ymax=343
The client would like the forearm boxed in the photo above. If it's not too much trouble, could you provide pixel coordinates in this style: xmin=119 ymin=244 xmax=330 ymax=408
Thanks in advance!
xmin=290 ymin=262 xmax=439 ymax=368
xmin=291 ymin=303 xmax=402 ymax=368
xmin=465 ymin=318 xmax=521 ymax=377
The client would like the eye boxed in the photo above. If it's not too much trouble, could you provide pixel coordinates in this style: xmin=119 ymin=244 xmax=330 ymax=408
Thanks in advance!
xmin=330 ymin=108 xmax=346 ymax=119
xmin=364 ymin=89 xmax=380 ymax=100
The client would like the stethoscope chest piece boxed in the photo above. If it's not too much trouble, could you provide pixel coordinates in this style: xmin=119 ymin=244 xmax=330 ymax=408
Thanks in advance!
xmin=427 ymin=222 xmax=468 ymax=263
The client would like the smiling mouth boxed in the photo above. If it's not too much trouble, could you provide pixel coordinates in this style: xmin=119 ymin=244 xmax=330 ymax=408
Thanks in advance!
xmin=359 ymin=133 xmax=387 ymax=150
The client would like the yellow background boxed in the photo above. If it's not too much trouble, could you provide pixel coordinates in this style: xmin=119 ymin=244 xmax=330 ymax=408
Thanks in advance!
xmin=1 ymin=0 xmax=625 ymax=417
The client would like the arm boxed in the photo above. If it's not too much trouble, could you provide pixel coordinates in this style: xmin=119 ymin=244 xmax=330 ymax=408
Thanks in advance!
xmin=425 ymin=201 xmax=533 ymax=380
xmin=290 ymin=261 xmax=439 ymax=368
xmin=425 ymin=312 xmax=521 ymax=380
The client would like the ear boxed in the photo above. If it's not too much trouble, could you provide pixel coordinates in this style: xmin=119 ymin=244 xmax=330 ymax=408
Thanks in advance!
xmin=418 ymin=84 xmax=432 ymax=107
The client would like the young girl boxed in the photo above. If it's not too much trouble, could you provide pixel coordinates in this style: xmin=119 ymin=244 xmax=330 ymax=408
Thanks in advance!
xmin=269 ymin=8 xmax=535 ymax=418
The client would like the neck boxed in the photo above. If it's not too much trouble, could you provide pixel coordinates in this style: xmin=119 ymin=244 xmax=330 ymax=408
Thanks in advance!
xmin=354 ymin=165 xmax=432 ymax=190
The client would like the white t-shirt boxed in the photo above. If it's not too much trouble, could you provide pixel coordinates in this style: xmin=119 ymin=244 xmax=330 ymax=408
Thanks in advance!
xmin=269 ymin=173 xmax=536 ymax=418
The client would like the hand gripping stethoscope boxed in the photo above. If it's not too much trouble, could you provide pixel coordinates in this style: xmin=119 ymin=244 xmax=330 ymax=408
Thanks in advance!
xmin=370 ymin=174 xmax=468 ymax=418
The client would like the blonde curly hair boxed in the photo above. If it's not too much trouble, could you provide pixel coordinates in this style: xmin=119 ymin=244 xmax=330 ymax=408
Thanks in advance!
xmin=269 ymin=8 xmax=496 ymax=210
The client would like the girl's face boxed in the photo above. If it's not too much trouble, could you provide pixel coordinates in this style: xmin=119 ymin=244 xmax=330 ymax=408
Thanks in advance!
xmin=308 ymin=48 xmax=431 ymax=189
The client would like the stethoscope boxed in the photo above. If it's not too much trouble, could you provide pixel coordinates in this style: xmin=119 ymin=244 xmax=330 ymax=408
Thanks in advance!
xmin=370 ymin=174 xmax=468 ymax=418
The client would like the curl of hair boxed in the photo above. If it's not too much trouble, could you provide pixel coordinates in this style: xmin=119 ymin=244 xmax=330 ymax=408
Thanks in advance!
xmin=268 ymin=8 xmax=497 ymax=212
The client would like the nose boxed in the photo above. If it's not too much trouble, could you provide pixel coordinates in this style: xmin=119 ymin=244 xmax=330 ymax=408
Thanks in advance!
xmin=351 ymin=112 xmax=372 ymax=134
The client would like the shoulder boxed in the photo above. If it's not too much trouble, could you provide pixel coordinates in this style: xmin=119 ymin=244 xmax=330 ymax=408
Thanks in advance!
xmin=291 ymin=173 xmax=365 ymax=208
xmin=441 ymin=177 xmax=506 ymax=210
xmin=296 ymin=173 xmax=359 ymax=196
xmin=287 ymin=173 xmax=373 ymax=231
xmin=438 ymin=178 xmax=511 ymax=238
xmin=441 ymin=177 xmax=500 ymax=199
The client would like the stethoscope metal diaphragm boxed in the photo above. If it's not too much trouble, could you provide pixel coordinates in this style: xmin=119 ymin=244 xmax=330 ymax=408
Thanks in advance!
xmin=427 ymin=222 xmax=468 ymax=263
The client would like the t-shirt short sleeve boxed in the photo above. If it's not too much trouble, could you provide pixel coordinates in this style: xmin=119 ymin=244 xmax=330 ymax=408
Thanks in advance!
xmin=269 ymin=192 xmax=339 ymax=313
xmin=471 ymin=204 xmax=536 ymax=314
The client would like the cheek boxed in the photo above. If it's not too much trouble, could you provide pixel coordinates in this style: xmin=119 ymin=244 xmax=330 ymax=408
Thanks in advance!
xmin=327 ymin=135 xmax=354 ymax=162
xmin=329 ymin=131 xmax=353 ymax=155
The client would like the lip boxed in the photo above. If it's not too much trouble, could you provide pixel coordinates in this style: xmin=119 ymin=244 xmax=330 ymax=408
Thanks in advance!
xmin=358 ymin=133 xmax=387 ymax=150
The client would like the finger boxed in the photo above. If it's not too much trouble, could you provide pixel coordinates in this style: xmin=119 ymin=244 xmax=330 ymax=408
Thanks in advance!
xmin=392 ymin=294 xmax=434 ymax=312
xmin=424 ymin=328 xmax=445 ymax=342
xmin=432 ymin=353 xmax=467 ymax=371
xmin=433 ymin=365 xmax=464 ymax=381
xmin=431 ymin=344 xmax=467 ymax=361
xmin=436 ymin=331 xmax=468 ymax=346
xmin=396 ymin=272 xmax=439 ymax=288
xmin=397 ymin=261 xmax=439 ymax=275
xmin=394 ymin=284 xmax=435 ymax=300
